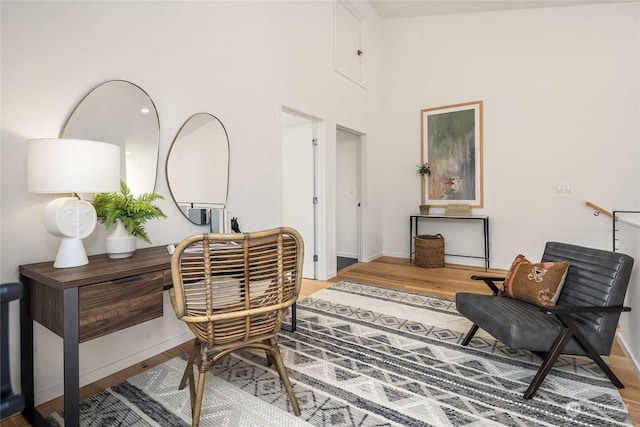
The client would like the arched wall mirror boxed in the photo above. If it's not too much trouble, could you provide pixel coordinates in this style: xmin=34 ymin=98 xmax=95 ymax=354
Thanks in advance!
xmin=166 ymin=113 xmax=230 ymax=225
xmin=61 ymin=80 xmax=160 ymax=196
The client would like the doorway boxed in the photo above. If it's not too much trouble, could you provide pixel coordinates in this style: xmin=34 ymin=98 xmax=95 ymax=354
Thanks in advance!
xmin=280 ymin=108 xmax=319 ymax=279
xmin=336 ymin=127 xmax=364 ymax=270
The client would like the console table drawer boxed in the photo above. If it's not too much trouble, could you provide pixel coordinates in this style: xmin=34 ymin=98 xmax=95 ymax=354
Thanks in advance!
xmin=78 ymin=271 xmax=164 ymax=342
xmin=28 ymin=271 xmax=164 ymax=342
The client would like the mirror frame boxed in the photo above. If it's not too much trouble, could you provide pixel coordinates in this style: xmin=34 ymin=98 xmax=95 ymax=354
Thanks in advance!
xmin=61 ymin=79 xmax=161 ymax=194
xmin=166 ymin=112 xmax=230 ymax=225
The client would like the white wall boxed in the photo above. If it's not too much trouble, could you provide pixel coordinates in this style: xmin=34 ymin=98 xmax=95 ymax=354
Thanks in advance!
xmin=1 ymin=0 xmax=384 ymax=404
xmin=618 ymin=217 xmax=640 ymax=378
xmin=381 ymin=3 xmax=640 ymax=267
xmin=379 ymin=2 xmax=640 ymax=373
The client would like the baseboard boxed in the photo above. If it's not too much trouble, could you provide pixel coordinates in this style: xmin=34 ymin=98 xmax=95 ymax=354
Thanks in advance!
xmin=34 ymin=332 xmax=193 ymax=406
xmin=365 ymin=251 xmax=383 ymax=262
xmin=383 ymin=250 xmax=408 ymax=259
xmin=617 ymin=333 xmax=640 ymax=380
xmin=384 ymin=251 xmax=501 ymax=269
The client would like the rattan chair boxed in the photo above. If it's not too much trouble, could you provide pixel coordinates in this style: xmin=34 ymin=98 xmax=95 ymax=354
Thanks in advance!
xmin=170 ymin=227 xmax=304 ymax=426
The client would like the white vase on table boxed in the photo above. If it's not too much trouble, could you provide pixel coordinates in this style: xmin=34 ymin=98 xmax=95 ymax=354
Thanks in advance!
xmin=105 ymin=219 xmax=136 ymax=259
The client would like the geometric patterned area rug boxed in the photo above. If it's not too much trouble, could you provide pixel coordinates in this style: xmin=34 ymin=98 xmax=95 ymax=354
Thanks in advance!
xmin=50 ymin=281 xmax=632 ymax=426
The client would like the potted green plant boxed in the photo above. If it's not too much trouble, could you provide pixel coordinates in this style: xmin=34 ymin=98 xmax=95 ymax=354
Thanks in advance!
xmin=417 ymin=162 xmax=431 ymax=177
xmin=93 ymin=180 xmax=167 ymax=258
xmin=416 ymin=163 xmax=431 ymax=215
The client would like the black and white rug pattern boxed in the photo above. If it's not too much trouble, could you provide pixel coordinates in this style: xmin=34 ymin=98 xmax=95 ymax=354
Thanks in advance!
xmin=51 ymin=281 xmax=632 ymax=426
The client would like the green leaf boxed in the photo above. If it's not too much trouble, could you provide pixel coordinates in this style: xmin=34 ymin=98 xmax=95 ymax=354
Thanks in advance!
xmin=92 ymin=180 xmax=166 ymax=244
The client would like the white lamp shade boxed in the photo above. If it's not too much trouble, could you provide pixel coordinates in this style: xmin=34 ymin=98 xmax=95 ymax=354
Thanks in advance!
xmin=27 ymin=138 xmax=121 ymax=193
xmin=27 ymin=138 xmax=121 ymax=268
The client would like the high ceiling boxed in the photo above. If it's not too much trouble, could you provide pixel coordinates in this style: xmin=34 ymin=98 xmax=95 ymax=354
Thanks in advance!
xmin=367 ymin=0 xmax=637 ymax=18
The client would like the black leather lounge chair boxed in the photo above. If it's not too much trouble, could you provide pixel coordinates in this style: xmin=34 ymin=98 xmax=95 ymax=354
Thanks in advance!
xmin=456 ymin=242 xmax=634 ymax=399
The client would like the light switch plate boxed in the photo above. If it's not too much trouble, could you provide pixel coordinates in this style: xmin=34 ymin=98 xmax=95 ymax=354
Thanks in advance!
xmin=556 ymin=184 xmax=572 ymax=193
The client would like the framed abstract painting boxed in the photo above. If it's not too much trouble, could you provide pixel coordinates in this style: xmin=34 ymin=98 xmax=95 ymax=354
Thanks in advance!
xmin=420 ymin=100 xmax=483 ymax=208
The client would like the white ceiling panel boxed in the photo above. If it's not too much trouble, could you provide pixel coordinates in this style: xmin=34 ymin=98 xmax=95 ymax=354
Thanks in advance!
xmin=367 ymin=0 xmax=638 ymax=18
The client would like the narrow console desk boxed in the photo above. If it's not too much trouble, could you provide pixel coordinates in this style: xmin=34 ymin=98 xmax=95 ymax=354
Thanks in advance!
xmin=18 ymin=245 xmax=297 ymax=427
xmin=409 ymin=214 xmax=490 ymax=271
xmin=19 ymin=246 xmax=173 ymax=427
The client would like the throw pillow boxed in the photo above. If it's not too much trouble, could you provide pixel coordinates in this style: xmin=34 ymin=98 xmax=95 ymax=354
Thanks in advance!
xmin=502 ymin=254 xmax=569 ymax=307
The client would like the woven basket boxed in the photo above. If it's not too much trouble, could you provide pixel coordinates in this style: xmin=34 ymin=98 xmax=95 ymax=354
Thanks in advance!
xmin=414 ymin=234 xmax=444 ymax=268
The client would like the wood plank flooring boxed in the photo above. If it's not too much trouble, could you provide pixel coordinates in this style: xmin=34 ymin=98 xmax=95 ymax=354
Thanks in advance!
xmin=2 ymin=256 xmax=638 ymax=426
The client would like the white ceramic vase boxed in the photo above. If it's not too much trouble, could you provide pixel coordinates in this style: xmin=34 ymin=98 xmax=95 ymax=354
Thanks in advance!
xmin=105 ymin=219 xmax=136 ymax=259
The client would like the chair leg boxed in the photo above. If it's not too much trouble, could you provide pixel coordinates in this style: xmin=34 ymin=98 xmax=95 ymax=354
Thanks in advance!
xmin=461 ymin=324 xmax=479 ymax=346
xmin=180 ymin=340 xmax=199 ymax=391
xmin=265 ymin=350 xmax=274 ymax=367
xmin=191 ymin=360 xmax=210 ymax=427
xmin=559 ymin=315 xmax=624 ymax=389
xmin=180 ymin=340 xmax=199 ymax=410
xmin=524 ymin=327 xmax=573 ymax=399
xmin=586 ymin=353 xmax=624 ymax=388
xmin=267 ymin=338 xmax=301 ymax=416
xmin=587 ymin=353 xmax=624 ymax=388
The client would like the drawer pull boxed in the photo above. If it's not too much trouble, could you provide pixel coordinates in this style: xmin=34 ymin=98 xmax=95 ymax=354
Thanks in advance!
xmin=112 ymin=275 xmax=142 ymax=284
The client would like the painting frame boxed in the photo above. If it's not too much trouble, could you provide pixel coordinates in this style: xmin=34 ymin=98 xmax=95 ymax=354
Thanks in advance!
xmin=420 ymin=100 xmax=483 ymax=208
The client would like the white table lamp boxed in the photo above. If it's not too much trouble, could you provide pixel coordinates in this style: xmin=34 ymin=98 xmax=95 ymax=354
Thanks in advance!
xmin=27 ymin=138 xmax=121 ymax=268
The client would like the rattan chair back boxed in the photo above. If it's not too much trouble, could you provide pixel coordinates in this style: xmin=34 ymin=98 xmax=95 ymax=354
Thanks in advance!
xmin=169 ymin=227 xmax=304 ymax=426
xmin=171 ymin=227 xmax=303 ymax=347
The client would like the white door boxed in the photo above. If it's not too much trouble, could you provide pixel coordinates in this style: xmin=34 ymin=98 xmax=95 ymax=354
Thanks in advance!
xmin=281 ymin=110 xmax=317 ymax=279
xmin=336 ymin=127 xmax=363 ymax=263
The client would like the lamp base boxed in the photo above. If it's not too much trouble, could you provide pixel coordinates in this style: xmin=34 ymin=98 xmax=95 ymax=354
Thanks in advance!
xmin=54 ymin=237 xmax=89 ymax=268
xmin=43 ymin=197 xmax=96 ymax=268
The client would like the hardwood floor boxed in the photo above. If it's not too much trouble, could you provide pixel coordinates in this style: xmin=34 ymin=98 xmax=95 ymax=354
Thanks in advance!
xmin=3 ymin=256 xmax=639 ymax=426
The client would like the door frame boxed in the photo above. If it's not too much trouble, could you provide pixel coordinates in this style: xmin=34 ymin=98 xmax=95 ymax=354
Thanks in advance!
xmin=280 ymin=106 xmax=324 ymax=279
xmin=336 ymin=125 xmax=365 ymax=265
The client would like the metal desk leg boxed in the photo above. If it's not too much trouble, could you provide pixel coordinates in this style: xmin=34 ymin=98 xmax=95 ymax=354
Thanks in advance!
xmin=484 ymin=218 xmax=490 ymax=271
xmin=20 ymin=279 xmax=50 ymax=426
xmin=281 ymin=302 xmax=296 ymax=332
xmin=409 ymin=217 xmax=415 ymax=262
xmin=63 ymin=287 xmax=80 ymax=427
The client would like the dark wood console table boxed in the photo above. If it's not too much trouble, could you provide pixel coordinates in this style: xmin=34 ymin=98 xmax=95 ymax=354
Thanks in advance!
xmin=18 ymin=245 xmax=297 ymax=426
xmin=19 ymin=246 xmax=172 ymax=427
xmin=409 ymin=214 xmax=490 ymax=271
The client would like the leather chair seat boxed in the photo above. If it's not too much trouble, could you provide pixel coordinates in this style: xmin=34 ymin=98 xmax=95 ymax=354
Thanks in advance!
xmin=457 ymin=292 xmax=589 ymax=355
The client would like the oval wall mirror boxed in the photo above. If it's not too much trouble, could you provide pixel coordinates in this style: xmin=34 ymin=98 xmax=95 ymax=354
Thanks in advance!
xmin=166 ymin=113 xmax=230 ymax=225
xmin=61 ymin=80 xmax=160 ymax=196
